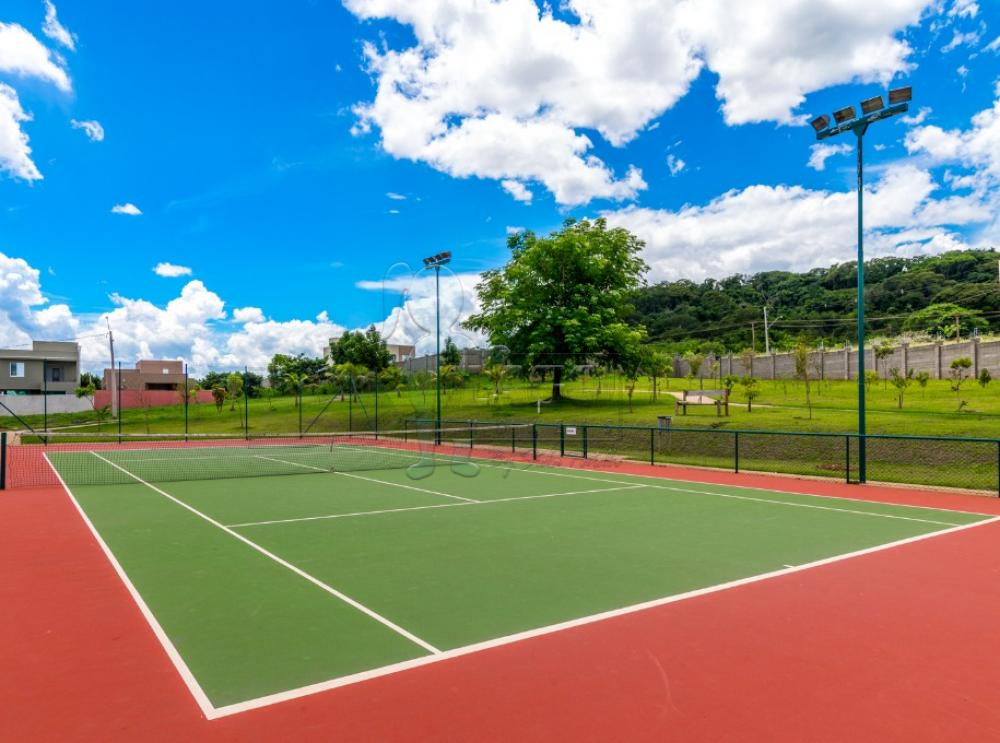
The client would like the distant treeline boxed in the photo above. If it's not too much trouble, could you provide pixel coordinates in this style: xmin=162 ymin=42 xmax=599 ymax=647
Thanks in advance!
xmin=630 ymin=249 xmax=1000 ymax=354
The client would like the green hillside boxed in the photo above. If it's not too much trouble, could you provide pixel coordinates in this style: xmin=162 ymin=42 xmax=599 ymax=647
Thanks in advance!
xmin=632 ymin=249 xmax=1000 ymax=352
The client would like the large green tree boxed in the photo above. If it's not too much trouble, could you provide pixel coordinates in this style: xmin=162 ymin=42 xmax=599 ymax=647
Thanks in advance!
xmin=329 ymin=326 xmax=394 ymax=372
xmin=465 ymin=218 xmax=648 ymax=400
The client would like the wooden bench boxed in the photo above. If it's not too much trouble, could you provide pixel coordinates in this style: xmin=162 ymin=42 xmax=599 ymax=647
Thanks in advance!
xmin=675 ymin=389 xmax=730 ymax=416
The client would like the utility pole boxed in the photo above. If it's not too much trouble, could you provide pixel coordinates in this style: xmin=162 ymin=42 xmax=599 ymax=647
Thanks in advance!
xmin=750 ymin=322 xmax=756 ymax=354
xmin=763 ymin=306 xmax=771 ymax=355
xmin=956 ymin=314 xmax=961 ymax=341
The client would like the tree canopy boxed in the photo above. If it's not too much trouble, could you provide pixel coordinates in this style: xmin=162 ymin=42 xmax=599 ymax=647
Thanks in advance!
xmin=464 ymin=217 xmax=648 ymax=399
xmin=329 ymin=326 xmax=394 ymax=372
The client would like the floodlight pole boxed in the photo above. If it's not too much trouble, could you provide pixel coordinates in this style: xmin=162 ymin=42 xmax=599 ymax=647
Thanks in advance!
xmin=855 ymin=125 xmax=868 ymax=483
xmin=435 ymin=263 xmax=442 ymax=444
xmin=811 ymin=87 xmax=911 ymax=485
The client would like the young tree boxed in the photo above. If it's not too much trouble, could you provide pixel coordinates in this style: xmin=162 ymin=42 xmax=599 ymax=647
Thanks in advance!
xmin=79 ymin=371 xmax=103 ymax=390
xmin=483 ymin=362 xmax=508 ymax=401
xmin=379 ymin=365 xmax=403 ymax=397
xmin=793 ymin=340 xmax=814 ymax=419
xmin=464 ymin=218 xmax=648 ymax=401
xmin=642 ymin=350 xmax=672 ymax=402
xmin=437 ymin=364 xmax=464 ymax=394
xmin=915 ymin=371 xmax=931 ymax=397
xmin=864 ymin=370 xmax=878 ymax=393
xmin=739 ymin=348 xmax=755 ymax=378
xmin=683 ymin=351 xmax=705 ymax=389
xmin=873 ymin=342 xmax=895 ymax=380
xmin=619 ymin=347 xmax=645 ymax=413
xmin=211 ymin=385 xmax=226 ymax=412
xmin=590 ymin=363 xmax=607 ymax=395
xmin=441 ymin=337 xmax=462 ymax=367
xmin=949 ymin=357 xmax=973 ymax=404
xmin=740 ymin=376 xmax=760 ymax=412
xmin=889 ymin=367 xmax=913 ymax=409
xmin=226 ymin=372 xmax=243 ymax=411
xmin=284 ymin=371 xmax=307 ymax=407
xmin=978 ymin=368 xmax=992 ymax=388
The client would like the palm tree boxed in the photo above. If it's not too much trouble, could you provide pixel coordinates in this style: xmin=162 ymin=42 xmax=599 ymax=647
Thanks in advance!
xmin=484 ymin=362 xmax=508 ymax=400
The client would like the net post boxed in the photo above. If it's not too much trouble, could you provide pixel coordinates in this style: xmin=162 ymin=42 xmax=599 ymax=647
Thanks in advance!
xmin=532 ymin=424 xmax=538 ymax=460
xmin=734 ymin=431 xmax=739 ymax=473
xmin=649 ymin=427 xmax=655 ymax=465
xmin=0 ymin=432 xmax=7 ymax=490
xmin=117 ymin=361 xmax=122 ymax=444
xmin=243 ymin=366 xmax=249 ymax=441
xmin=184 ymin=364 xmax=189 ymax=442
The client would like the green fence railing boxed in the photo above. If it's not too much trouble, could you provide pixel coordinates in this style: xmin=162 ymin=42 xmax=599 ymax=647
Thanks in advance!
xmin=405 ymin=418 xmax=1000 ymax=496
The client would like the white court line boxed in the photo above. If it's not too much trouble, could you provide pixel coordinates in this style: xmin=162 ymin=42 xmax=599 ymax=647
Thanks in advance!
xmin=227 ymin=484 xmax=646 ymax=528
xmin=209 ymin=514 xmax=1000 ymax=719
xmin=42 ymin=453 xmax=217 ymax=720
xmin=88 ymin=451 xmax=440 ymax=656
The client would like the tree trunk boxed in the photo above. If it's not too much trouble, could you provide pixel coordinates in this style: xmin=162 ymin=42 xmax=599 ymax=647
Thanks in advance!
xmin=551 ymin=366 xmax=563 ymax=401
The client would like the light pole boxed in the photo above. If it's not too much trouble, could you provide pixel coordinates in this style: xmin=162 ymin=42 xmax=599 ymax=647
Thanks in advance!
xmin=422 ymin=251 xmax=452 ymax=443
xmin=810 ymin=86 xmax=912 ymax=483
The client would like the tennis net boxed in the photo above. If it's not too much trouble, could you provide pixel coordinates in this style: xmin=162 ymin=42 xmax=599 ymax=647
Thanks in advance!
xmin=2 ymin=424 xmax=535 ymax=489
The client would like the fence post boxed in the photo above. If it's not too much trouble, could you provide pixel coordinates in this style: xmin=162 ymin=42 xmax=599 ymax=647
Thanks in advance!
xmin=184 ymin=364 xmax=189 ymax=441
xmin=404 ymin=419 xmax=409 ymax=443
xmin=117 ymin=361 xmax=122 ymax=444
xmin=560 ymin=424 xmax=565 ymax=457
xmin=0 ymin=431 xmax=6 ymax=490
xmin=374 ymin=369 xmax=379 ymax=438
xmin=583 ymin=425 xmax=589 ymax=459
xmin=469 ymin=420 xmax=475 ymax=450
xmin=532 ymin=424 xmax=538 ymax=460
xmin=845 ymin=435 xmax=851 ymax=484
xmin=42 ymin=359 xmax=48 ymax=444
xmin=511 ymin=426 xmax=516 ymax=453
xmin=650 ymin=427 xmax=655 ymax=465
xmin=243 ymin=367 xmax=250 ymax=440
xmin=734 ymin=431 xmax=739 ymax=473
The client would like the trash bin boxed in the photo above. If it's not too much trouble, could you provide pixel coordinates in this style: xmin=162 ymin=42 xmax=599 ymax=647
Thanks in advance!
xmin=657 ymin=415 xmax=672 ymax=430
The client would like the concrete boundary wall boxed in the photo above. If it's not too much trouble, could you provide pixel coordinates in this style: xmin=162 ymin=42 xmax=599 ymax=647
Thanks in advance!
xmin=0 ymin=394 xmax=94 ymax=417
xmin=673 ymin=339 xmax=988 ymax=382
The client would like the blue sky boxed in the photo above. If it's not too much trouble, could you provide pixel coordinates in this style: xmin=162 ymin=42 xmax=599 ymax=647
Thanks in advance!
xmin=1 ymin=1 xmax=998 ymax=372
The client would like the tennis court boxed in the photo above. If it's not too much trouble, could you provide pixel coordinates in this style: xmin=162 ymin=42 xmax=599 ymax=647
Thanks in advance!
xmin=29 ymin=425 xmax=994 ymax=720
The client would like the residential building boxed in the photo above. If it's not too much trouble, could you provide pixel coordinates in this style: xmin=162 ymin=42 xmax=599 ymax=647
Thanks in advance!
xmin=103 ymin=359 xmax=186 ymax=392
xmin=0 ymin=341 xmax=80 ymax=395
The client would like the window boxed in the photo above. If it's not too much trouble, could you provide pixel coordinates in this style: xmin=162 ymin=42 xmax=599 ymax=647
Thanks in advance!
xmin=9 ymin=362 xmax=24 ymax=378
xmin=163 ymin=368 xmax=170 ymax=374
xmin=51 ymin=367 xmax=63 ymax=382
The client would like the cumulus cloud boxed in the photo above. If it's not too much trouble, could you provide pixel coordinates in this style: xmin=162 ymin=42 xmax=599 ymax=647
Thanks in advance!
xmin=42 ymin=1 xmax=76 ymax=51
xmin=604 ymin=164 xmax=991 ymax=283
xmin=0 ymin=250 xmax=349 ymax=374
xmin=901 ymin=106 xmax=932 ymax=125
xmin=0 ymin=83 xmax=41 ymax=181
xmin=905 ymin=93 xmax=1000 ymax=184
xmin=345 ymin=0 xmax=927 ymax=204
xmin=111 ymin=202 xmax=142 ymax=216
xmin=356 ymin=272 xmax=487 ymax=353
xmin=233 ymin=306 xmax=265 ymax=323
xmin=153 ymin=262 xmax=192 ymax=278
xmin=666 ymin=154 xmax=686 ymax=176
xmin=70 ymin=119 xmax=104 ymax=141
xmin=501 ymin=179 xmax=533 ymax=204
xmin=807 ymin=143 xmax=852 ymax=171
xmin=0 ymin=22 xmax=71 ymax=91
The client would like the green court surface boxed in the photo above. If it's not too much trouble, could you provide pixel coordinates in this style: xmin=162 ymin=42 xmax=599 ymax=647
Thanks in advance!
xmin=46 ymin=444 xmax=991 ymax=712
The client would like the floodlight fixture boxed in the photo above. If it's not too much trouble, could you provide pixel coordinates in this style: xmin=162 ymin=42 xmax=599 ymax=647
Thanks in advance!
xmin=810 ymin=115 xmax=830 ymax=133
xmin=888 ymin=86 xmax=912 ymax=104
xmin=860 ymin=95 xmax=884 ymax=115
xmin=422 ymin=251 xmax=452 ymax=268
xmin=421 ymin=249 xmax=453 ymax=440
xmin=833 ymin=106 xmax=857 ymax=125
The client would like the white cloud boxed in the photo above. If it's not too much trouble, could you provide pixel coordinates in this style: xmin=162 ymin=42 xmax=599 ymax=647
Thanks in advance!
xmin=604 ymin=164 xmax=991 ymax=283
xmin=387 ymin=208 xmax=400 ymax=214
xmin=153 ymin=262 xmax=192 ymax=278
xmin=985 ymin=36 xmax=1000 ymax=53
xmin=666 ymin=154 xmax=686 ymax=176
xmin=233 ymin=306 xmax=265 ymax=323
xmin=344 ymin=0 xmax=927 ymax=205
xmin=905 ymin=93 xmax=1000 ymax=184
xmin=0 ymin=250 xmax=348 ymax=374
xmin=0 ymin=83 xmax=41 ymax=181
xmin=942 ymin=28 xmax=982 ymax=52
xmin=901 ymin=106 xmax=932 ymax=125
xmin=111 ymin=202 xmax=142 ymax=216
xmin=807 ymin=143 xmax=852 ymax=171
xmin=0 ymin=22 xmax=71 ymax=91
xmin=386 ymin=191 xmax=406 ymax=200
xmin=42 ymin=1 xmax=76 ymax=52
xmin=505 ymin=225 xmax=525 ymax=235
xmin=501 ymin=179 xmax=533 ymax=204
xmin=70 ymin=119 xmax=104 ymax=142
xmin=948 ymin=0 xmax=978 ymax=18
xmin=356 ymin=272 xmax=486 ymax=353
